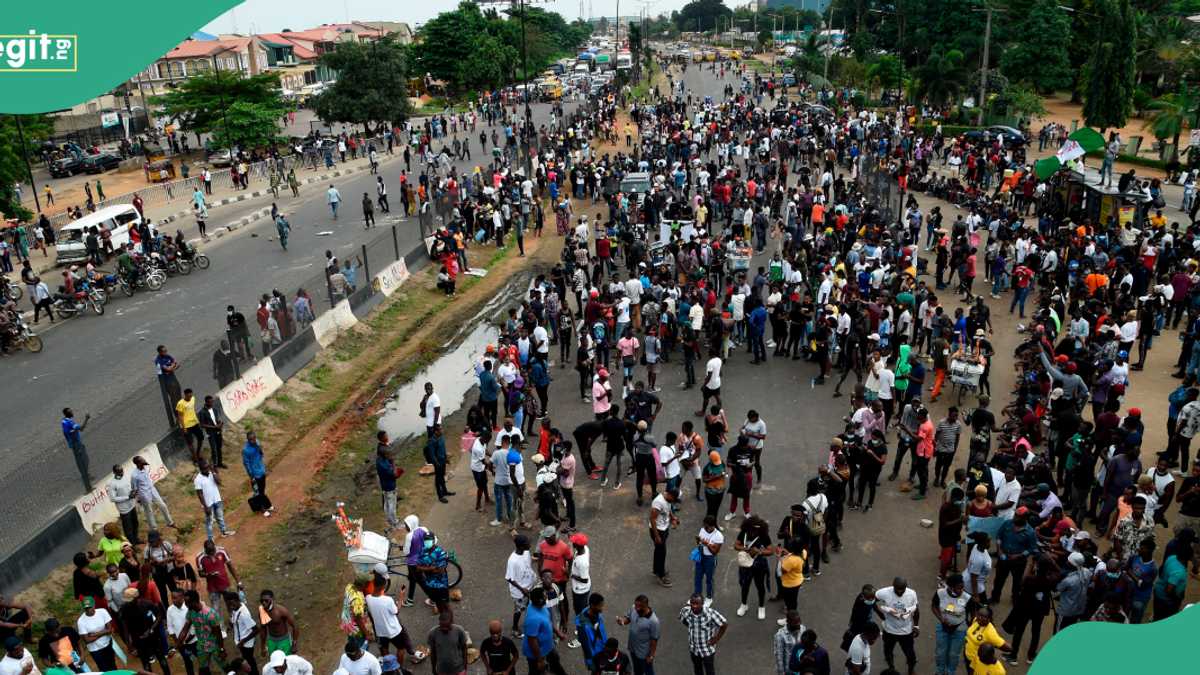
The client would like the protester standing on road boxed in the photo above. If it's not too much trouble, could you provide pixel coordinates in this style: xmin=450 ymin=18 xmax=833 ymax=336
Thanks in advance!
xmin=327 ymin=185 xmax=341 ymax=219
xmin=649 ymin=489 xmax=679 ymax=588
xmin=61 ymin=407 xmax=93 ymax=491
xmin=107 ymin=465 xmax=139 ymax=544
xmin=199 ymin=396 xmax=225 ymax=468
xmin=362 ymin=193 xmax=375 ymax=229
xmin=679 ymin=594 xmax=727 ymax=675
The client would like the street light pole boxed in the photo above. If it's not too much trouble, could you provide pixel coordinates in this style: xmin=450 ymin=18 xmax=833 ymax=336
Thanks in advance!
xmin=974 ymin=5 xmax=997 ymax=126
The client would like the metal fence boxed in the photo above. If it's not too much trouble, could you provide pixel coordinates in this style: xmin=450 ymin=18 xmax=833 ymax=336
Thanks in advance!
xmin=0 ymin=220 xmax=430 ymax=557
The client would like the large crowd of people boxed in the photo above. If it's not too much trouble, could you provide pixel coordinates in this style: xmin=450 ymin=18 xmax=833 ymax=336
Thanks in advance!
xmin=17 ymin=49 xmax=1200 ymax=675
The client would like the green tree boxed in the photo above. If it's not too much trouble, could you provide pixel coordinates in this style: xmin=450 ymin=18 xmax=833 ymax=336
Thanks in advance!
xmin=209 ymin=101 xmax=287 ymax=151
xmin=311 ymin=38 xmax=412 ymax=133
xmin=999 ymin=0 xmax=1073 ymax=93
xmin=413 ymin=1 xmax=491 ymax=85
xmin=1003 ymin=83 xmax=1050 ymax=123
xmin=0 ymin=115 xmax=53 ymax=222
xmin=866 ymin=54 xmax=903 ymax=99
xmin=458 ymin=33 xmax=519 ymax=92
xmin=913 ymin=48 xmax=967 ymax=106
xmin=1144 ymin=86 xmax=1199 ymax=160
xmin=674 ymin=0 xmax=732 ymax=33
xmin=153 ymin=70 xmax=290 ymax=148
xmin=1082 ymin=0 xmax=1137 ymax=131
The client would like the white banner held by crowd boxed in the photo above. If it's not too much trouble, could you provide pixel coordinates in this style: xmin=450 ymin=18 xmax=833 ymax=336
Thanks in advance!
xmin=218 ymin=356 xmax=284 ymax=423
xmin=74 ymin=444 xmax=169 ymax=534
xmin=312 ymin=299 xmax=359 ymax=348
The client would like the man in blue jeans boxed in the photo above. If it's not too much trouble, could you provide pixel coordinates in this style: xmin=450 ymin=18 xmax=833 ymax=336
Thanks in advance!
xmin=931 ymin=574 xmax=969 ymax=675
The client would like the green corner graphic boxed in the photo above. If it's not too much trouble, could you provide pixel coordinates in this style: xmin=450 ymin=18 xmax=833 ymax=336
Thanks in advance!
xmin=1 ymin=1 xmax=242 ymax=113
xmin=1029 ymin=606 xmax=1197 ymax=673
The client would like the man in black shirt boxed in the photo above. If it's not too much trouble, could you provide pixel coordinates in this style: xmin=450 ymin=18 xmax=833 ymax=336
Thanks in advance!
xmin=599 ymin=406 xmax=627 ymax=489
xmin=1177 ymin=463 xmax=1200 ymax=534
xmin=36 ymin=618 xmax=81 ymax=671
xmin=590 ymin=638 xmax=631 ymax=674
xmin=480 ymin=620 xmax=519 ymax=675
xmin=573 ymin=421 xmax=603 ymax=478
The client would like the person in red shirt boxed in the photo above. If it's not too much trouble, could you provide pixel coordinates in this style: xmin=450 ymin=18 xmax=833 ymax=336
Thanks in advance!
xmin=1010 ymin=264 xmax=1034 ymax=317
xmin=536 ymin=528 xmax=574 ymax=628
xmin=195 ymin=539 xmax=239 ymax=621
xmin=908 ymin=408 xmax=935 ymax=500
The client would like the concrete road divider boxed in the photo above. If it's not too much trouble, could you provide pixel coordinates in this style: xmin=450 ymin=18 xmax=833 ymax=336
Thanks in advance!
xmin=218 ymin=356 xmax=284 ymax=423
xmin=312 ymin=299 xmax=359 ymax=348
xmin=73 ymin=445 xmax=170 ymax=534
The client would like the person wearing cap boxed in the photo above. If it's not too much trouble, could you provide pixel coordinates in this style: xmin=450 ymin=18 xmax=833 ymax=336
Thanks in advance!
xmin=75 ymin=594 xmax=115 ymax=672
xmin=1054 ymin=552 xmax=1095 ymax=631
xmin=0 ymin=636 xmax=38 ymax=675
xmin=120 ymin=585 xmax=170 ymax=674
xmin=989 ymin=507 xmax=1038 ymax=606
xmin=263 ymin=649 xmax=312 ymax=675
xmin=338 ymin=635 xmax=382 ymax=675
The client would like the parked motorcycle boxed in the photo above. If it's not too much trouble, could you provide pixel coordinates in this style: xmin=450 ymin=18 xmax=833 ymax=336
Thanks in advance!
xmin=79 ymin=279 xmax=108 ymax=307
xmin=117 ymin=265 xmax=165 ymax=295
xmin=4 ymin=310 xmax=42 ymax=353
xmin=0 ymin=279 xmax=21 ymax=303
xmin=52 ymin=289 xmax=104 ymax=318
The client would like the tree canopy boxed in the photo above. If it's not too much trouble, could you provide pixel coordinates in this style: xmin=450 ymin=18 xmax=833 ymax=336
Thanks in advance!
xmin=412 ymin=1 xmax=589 ymax=92
xmin=673 ymin=0 xmax=732 ymax=33
xmin=310 ymin=37 xmax=412 ymax=133
xmin=153 ymin=70 xmax=290 ymax=151
xmin=0 ymin=115 xmax=53 ymax=222
xmin=1082 ymin=0 xmax=1137 ymax=130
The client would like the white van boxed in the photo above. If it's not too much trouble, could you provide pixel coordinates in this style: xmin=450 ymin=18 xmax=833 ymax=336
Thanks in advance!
xmin=56 ymin=204 xmax=142 ymax=265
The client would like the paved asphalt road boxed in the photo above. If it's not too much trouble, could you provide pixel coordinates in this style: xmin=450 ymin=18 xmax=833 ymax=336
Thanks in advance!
xmin=0 ymin=96 xmax=582 ymax=558
xmin=418 ymin=62 xmax=994 ymax=675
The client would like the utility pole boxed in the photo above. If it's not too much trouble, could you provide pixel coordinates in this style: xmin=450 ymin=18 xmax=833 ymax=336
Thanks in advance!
xmin=13 ymin=115 xmax=42 ymax=213
xmin=977 ymin=6 xmax=994 ymax=126
xmin=823 ymin=0 xmax=835 ymax=83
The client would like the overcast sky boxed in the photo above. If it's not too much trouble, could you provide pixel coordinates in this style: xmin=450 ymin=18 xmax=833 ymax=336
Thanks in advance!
xmin=201 ymin=0 xmax=743 ymax=35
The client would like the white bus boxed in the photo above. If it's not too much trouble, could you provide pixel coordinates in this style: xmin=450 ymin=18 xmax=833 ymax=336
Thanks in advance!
xmin=616 ymin=51 xmax=632 ymax=71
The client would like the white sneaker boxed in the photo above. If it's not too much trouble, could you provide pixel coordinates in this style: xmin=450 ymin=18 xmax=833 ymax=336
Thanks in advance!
xmin=736 ymin=604 xmax=748 ymax=617
xmin=757 ymin=607 xmax=766 ymax=620
xmin=723 ymin=513 xmax=736 ymax=521
xmin=489 ymin=520 xmax=502 ymax=526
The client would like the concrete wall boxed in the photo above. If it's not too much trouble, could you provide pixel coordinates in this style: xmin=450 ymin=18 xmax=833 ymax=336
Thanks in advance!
xmin=0 ymin=244 xmax=430 ymax=595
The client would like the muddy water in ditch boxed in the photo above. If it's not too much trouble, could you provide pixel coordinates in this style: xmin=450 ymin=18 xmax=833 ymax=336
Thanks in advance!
xmin=375 ymin=272 xmax=532 ymax=442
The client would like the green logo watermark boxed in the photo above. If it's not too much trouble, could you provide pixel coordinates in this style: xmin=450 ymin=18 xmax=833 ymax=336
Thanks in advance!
xmin=0 ymin=31 xmax=77 ymax=72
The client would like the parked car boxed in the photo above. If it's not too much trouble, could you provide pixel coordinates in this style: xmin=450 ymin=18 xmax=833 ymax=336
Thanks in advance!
xmin=55 ymin=204 xmax=142 ymax=265
xmin=206 ymin=149 xmax=234 ymax=167
xmin=49 ymin=156 xmax=84 ymax=178
xmin=81 ymin=152 xmax=121 ymax=174
xmin=963 ymin=125 xmax=1027 ymax=146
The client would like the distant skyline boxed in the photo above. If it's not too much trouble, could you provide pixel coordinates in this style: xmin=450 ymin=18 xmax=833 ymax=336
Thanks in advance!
xmin=201 ymin=0 xmax=745 ymax=36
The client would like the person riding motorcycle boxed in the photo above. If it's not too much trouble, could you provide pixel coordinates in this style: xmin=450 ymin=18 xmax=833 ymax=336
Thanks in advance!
xmin=116 ymin=244 xmax=138 ymax=286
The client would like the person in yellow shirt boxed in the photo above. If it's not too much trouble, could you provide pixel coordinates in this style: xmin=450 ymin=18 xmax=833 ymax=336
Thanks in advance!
xmin=1150 ymin=209 xmax=1167 ymax=229
xmin=777 ymin=540 xmax=807 ymax=623
xmin=175 ymin=388 xmax=204 ymax=462
xmin=964 ymin=607 xmax=1011 ymax=672
xmin=973 ymin=643 xmax=1007 ymax=675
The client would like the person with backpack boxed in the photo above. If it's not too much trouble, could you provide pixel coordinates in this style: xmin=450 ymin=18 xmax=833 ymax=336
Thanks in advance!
xmin=801 ymin=483 xmax=828 ymax=576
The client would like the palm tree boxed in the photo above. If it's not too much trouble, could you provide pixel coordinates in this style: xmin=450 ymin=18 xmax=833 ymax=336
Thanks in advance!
xmin=913 ymin=49 xmax=967 ymax=107
xmin=1144 ymin=86 xmax=1199 ymax=161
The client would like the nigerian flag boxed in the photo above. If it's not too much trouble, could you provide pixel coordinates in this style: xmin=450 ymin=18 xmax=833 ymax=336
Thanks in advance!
xmin=1034 ymin=127 xmax=1108 ymax=179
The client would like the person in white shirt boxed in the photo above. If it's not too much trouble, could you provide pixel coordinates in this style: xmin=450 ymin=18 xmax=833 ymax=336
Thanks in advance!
xmin=165 ymin=589 xmax=195 ymax=662
xmin=846 ymin=623 xmax=879 ymax=675
xmin=102 ymin=566 xmax=132 ymax=612
xmin=337 ymin=640 xmax=381 ymax=675
xmin=505 ymin=535 xmax=537 ymax=636
xmin=566 ymin=534 xmax=592 ymax=649
xmin=263 ymin=650 xmax=313 ymax=675
xmin=193 ymin=460 xmax=234 ymax=539
xmin=873 ymin=578 xmax=918 ymax=673
xmin=965 ymin=533 xmax=993 ymax=601
xmin=75 ymin=598 xmax=115 ymax=671
xmin=421 ymin=383 xmax=442 ymax=434
xmin=659 ymin=435 xmax=682 ymax=494
xmin=363 ymin=566 xmax=410 ymax=657
xmin=698 ymin=355 xmax=723 ymax=416
xmin=107 ymin=465 xmax=139 ymax=544
xmin=0 ymin=637 xmax=39 ymax=675
xmin=994 ymin=466 xmax=1022 ymax=520
xmin=226 ymin=593 xmax=257 ymax=666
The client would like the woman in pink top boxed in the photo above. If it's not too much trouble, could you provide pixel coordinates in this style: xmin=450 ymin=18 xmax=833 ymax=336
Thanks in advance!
xmin=616 ymin=328 xmax=641 ymax=389
xmin=592 ymin=369 xmax=612 ymax=419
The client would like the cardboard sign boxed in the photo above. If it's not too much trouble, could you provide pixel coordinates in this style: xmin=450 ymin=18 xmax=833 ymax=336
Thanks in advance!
xmin=218 ymin=356 xmax=284 ymax=423
xmin=74 ymin=444 xmax=169 ymax=534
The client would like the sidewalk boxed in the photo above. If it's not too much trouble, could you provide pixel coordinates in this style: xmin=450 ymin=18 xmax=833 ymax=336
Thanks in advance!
xmin=4 ymin=146 xmax=398 ymax=282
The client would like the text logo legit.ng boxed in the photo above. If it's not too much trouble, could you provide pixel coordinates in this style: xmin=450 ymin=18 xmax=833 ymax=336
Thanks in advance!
xmin=0 ymin=30 xmax=77 ymax=72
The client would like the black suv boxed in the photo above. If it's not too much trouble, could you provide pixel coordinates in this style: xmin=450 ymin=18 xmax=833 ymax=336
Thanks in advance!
xmin=81 ymin=152 xmax=121 ymax=174
xmin=49 ymin=156 xmax=84 ymax=178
